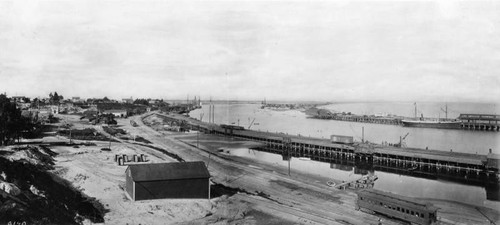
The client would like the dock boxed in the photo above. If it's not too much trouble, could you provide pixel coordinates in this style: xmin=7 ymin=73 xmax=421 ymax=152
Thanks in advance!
xmin=459 ymin=114 xmax=500 ymax=131
xmin=311 ymin=113 xmax=403 ymax=125
xmin=307 ymin=108 xmax=500 ymax=131
xmin=154 ymin=113 xmax=500 ymax=185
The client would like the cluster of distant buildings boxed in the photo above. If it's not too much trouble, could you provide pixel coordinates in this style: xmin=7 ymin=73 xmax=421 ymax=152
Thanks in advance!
xmin=6 ymin=95 xmax=155 ymax=122
xmin=6 ymin=93 xmax=203 ymax=124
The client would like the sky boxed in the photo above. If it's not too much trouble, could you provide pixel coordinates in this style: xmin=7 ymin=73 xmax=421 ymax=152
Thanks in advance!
xmin=0 ymin=0 xmax=499 ymax=102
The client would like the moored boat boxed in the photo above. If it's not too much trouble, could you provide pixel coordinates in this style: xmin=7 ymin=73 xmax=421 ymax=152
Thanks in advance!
xmin=402 ymin=103 xmax=462 ymax=129
xmin=401 ymin=119 xmax=462 ymax=129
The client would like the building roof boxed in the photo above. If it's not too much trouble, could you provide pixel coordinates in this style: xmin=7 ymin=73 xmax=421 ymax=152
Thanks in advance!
xmin=372 ymin=146 xmax=486 ymax=166
xmin=487 ymin=153 xmax=500 ymax=169
xmin=458 ymin=114 xmax=500 ymax=121
xmin=127 ymin=162 xmax=210 ymax=182
xmin=103 ymin=109 xmax=127 ymax=113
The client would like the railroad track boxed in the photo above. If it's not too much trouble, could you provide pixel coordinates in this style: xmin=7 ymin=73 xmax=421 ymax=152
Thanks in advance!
xmin=113 ymin=113 xmax=399 ymax=224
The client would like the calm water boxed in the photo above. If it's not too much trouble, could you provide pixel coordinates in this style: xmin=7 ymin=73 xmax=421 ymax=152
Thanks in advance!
xmin=189 ymin=102 xmax=500 ymax=208
xmin=321 ymin=101 xmax=500 ymax=119
xmin=192 ymin=102 xmax=499 ymax=154
xmin=229 ymin=148 xmax=490 ymax=207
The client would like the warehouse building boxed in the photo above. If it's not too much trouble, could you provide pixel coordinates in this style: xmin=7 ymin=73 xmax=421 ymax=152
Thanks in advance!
xmin=125 ymin=161 xmax=210 ymax=201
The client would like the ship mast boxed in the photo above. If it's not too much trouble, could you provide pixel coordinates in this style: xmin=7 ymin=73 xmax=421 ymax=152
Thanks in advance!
xmin=414 ymin=102 xmax=417 ymax=119
xmin=441 ymin=104 xmax=448 ymax=120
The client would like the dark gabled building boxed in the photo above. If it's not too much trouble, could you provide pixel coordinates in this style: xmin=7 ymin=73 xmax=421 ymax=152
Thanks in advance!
xmin=125 ymin=161 xmax=210 ymax=201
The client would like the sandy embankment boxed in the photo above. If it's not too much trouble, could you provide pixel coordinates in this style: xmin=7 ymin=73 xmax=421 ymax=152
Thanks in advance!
xmin=45 ymin=114 xmax=286 ymax=224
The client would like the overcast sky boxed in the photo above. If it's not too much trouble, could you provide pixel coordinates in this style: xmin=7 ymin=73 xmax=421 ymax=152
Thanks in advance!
xmin=0 ymin=0 xmax=499 ymax=102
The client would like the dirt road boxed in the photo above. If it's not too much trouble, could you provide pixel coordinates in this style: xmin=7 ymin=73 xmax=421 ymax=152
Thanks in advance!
xmin=123 ymin=113 xmax=405 ymax=225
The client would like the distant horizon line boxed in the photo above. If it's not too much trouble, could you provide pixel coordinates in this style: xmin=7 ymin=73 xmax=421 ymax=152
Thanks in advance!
xmin=2 ymin=93 xmax=497 ymax=105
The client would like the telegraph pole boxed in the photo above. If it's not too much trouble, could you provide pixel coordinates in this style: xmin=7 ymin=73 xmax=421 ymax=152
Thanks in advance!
xmin=209 ymin=97 xmax=212 ymax=123
xmin=108 ymin=133 xmax=112 ymax=149
xmin=197 ymin=125 xmax=200 ymax=148
xmin=362 ymin=126 xmax=364 ymax=143
xmin=283 ymin=137 xmax=292 ymax=176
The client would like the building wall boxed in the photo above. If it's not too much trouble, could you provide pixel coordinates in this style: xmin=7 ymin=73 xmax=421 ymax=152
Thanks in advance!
xmin=134 ymin=178 xmax=209 ymax=201
xmin=112 ymin=112 xmax=126 ymax=117
xmin=125 ymin=169 xmax=134 ymax=200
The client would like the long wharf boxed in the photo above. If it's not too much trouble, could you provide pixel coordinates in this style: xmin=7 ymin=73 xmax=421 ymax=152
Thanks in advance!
xmin=154 ymin=113 xmax=500 ymax=185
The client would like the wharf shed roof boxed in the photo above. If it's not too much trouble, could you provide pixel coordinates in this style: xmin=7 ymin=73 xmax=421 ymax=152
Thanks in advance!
xmin=373 ymin=147 xmax=486 ymax=166
xmin=232 ymin=129 xmax=352 ymax=149
xmin=458 ymin=114 xmax=500 ymax=121
xmin=487 ymin=153 xmax=500 ymax=169
xmin=127 ymin=162 xmax=210 ymax=182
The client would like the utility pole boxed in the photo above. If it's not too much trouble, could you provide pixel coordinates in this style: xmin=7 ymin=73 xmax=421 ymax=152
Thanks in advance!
xmin=288 ymin=156 xmax=291 ymax=176
xmin=108 ymin=132 xmax=112 ymax=150
xmin=283 ymin=137 xmax=292 ymax=176
xmin=209 ymin=97 xmax=212 ymax=123
xmin=362 ymin=126 xmax=364 ymax=143
xmin=197 ymin=125 xmax=200 ymax=148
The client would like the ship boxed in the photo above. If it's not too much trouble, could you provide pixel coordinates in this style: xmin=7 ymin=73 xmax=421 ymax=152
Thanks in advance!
xmin=401 ymin=103 xmax=462 ymax=129
xmin=401 ymin=119 xmax=462 ymax=129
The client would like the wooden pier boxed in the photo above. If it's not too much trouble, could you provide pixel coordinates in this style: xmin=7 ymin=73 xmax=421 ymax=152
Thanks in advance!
xmin=458 ymin=114 xmax=500 ymax=131
xmin=308 ymin=109 xmax=500 ymax=132
xmin=312 ymin=114 xmax=403 ymax=125
xmin=155 ymin=113 xmax=500 ymax=184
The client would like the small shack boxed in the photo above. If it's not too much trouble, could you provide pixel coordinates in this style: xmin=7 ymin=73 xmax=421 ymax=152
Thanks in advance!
xmin=103 ymin=109 xmax=127 ymax=118
xmin=125 ymin=161 xmax=210 ymax=201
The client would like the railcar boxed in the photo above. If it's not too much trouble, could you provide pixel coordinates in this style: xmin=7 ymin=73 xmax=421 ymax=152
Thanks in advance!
xmin=356 ymin=189 xmax=438 ymax=225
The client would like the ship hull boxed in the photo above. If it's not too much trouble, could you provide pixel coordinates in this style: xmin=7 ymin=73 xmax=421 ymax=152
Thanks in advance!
xmin=401 ymin=120 xmax=462 ymax=129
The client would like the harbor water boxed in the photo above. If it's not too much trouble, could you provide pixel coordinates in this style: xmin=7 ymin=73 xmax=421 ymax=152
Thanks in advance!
xmin=189 ymin=102 xmax=500 ymax=208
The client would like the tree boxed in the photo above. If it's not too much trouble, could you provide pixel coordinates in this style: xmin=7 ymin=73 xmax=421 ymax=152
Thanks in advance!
xmin=22 ymin=97 xmax=31 ymax=103
xmin=49 ymin=91 xmax=64 ymax=104
xmin=133 ymin=99 xmax=149 ymax=106
xmin=0 ymin=94 xmax=29 ymax=145
xmin=52 ymin=92 xmax=59 ymax=104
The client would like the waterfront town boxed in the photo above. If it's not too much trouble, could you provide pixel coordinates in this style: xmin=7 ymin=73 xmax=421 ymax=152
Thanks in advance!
xmin=2 ymin=1 xmax=500 ymax=224
xmin=0 ymin=93 xmax=499 ymax=224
